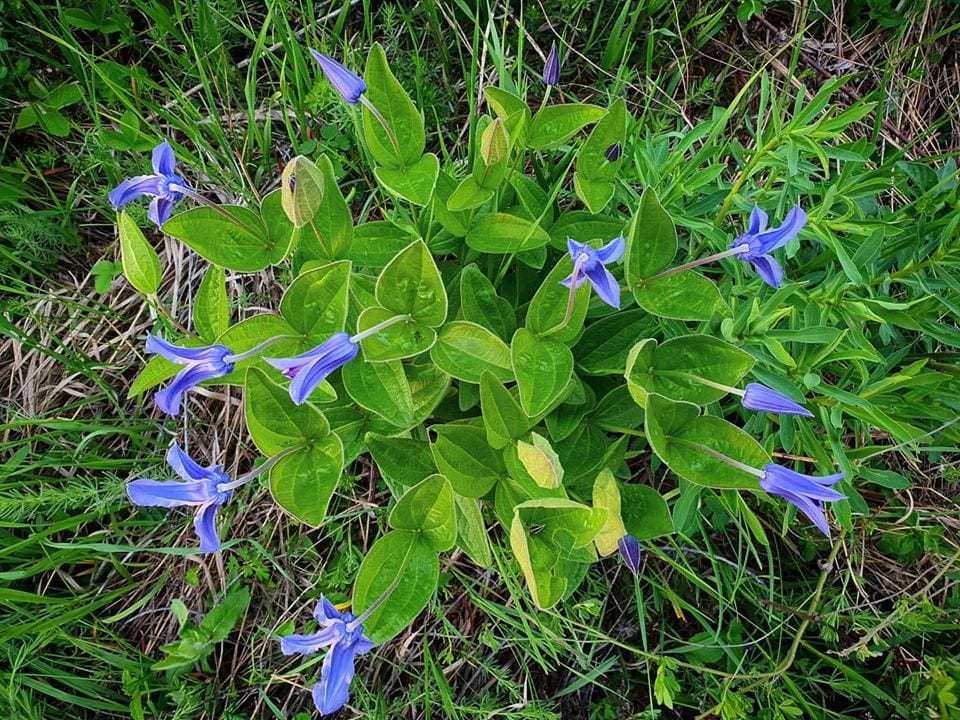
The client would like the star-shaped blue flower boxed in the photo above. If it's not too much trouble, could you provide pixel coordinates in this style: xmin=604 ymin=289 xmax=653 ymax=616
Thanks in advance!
xmin=126 ymin=444 xmax=233 ymax=552
xmin=145 ymin=335 xmax=235 ymax=416
xmin=281 ymin=596 xmax=376 ymax=716
xmin=562 ymin=235 xmax=625 ymax=309
xmin=730 ymin=205 xmax=807 ymax=288
xmin=109 ymin=141 xmax=190 ymax=226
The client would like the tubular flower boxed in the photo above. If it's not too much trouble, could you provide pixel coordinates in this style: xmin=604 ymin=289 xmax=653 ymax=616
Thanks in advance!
xmin=309 ymin=49 xmax=367 ymax=104
xmin=742 ymin=383 xmax=813 ymax=417
xmin=265 ymin=332 xmax=359 ymax=405
xmin=730 ymin=205 xmax=807 ymax=288
xmin=562 ymin=235 xmax=626 ymax=308
xmin=604 ymin=142 xmax=622 ymax=162
xmin=109 ymin=141 xmax=190 ymax=226
xmin=542 ymin=42 xmax=560 ymax=85
xmin=617 ymin=535 xmax=641 ymax=576
xmin=126 ymin=444 xmax=232 ymax=552
xmin=280 ymin=597 xmax=376 ymax=716
xmin=145 ymin=335 xmax=235 ymax=416
xmin=760 ymin=463 xmax=844 ymax=537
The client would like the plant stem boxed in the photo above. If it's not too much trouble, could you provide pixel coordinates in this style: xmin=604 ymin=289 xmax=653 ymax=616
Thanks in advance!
xmin=350 ymin=314 xmax=410 ymax=343
xmin=217 ymin=445 xmax=301 ymax=492
xmin=659 ymin=370 xmax=744 ymax=397
xmin=644 ymin=244 xmax=749 ymax=283
xmin=541 ymin=252 xmax=588 ymax=337
xmin=672 ymin=438 xmax=764 ymax=478
xmin=224 ymin=335 xmax=295 ymax=364
xmin=170 ymin=185 xmax=261 ymax=237
xmin=359 ymin=95 xmax=401 ymax=159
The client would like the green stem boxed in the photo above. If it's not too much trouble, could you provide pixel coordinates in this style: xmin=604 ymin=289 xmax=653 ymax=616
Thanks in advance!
xmin=672 ymin=438 xmax=764 ymax=478
xmin=644 ymin=244 xmax=749 ymax=283
xmin=350 ymin=314 xmax=410 ymax=343
xmin=359 ymin=95 xmax=401 ymax=160
xmin=712 ymin=135 xmax=781 ymax=227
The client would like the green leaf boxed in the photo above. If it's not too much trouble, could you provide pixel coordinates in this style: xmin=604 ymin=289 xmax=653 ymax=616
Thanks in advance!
xmin=524 ymin=257 xmax=591 ymax=343
xmin=430 ymin=321 xmax=513 ymax=383
xmin=592 ymin=469 xmax=627 ymax=555
xmin=479 ymin=372 xmax=534 ymax=449
xmin=510 ymin=174 xmax=554 ymax=225
xmin=353 ymin=530 xmax=438 ymax=643
xmin=459 ymin=265 xmax=515 ymax=341
xmin=244 ymin=368 xmax=330 ymax=455
xmin=279 ymin=260 xmax=350 ymax=342
xmin=512 ymin=328 xmax=574 ymax=416
xmin=593 ymin=469 xmax=673 ymax=555
xmin=356 ymin=307 xmax=436 ymax=361
xmin=374 ymin=153 xmax=439 ymax=206
xmin=432 ymin=171 xmax=469 ymax=236
xmin=446 ymin=175 xmax=494 ymax=212
xmin=430 ymin=424 xmax=502 ymax=497
xmin=194 ymin=265 xmax=230 ymax=342
xmin=484 ymin=87 xmax=530 ymax=141
xmin=261 ymin=189 xmax=304 ymax=265
xmin=376 ymin=239 xmax=447 ymax=326
xmin=549 ymin=211 xmax=625 ymax=252
xmin=128 ymin=356 xmax=179 ymax=398
xmin=633 ymin=271 xmax=728 ymax=322
xmin=577 ymin=98 xmax=626 ymax=181
xmin=117 ymin=211 xmax=161 ymax=294
xmin=510 ymin=499 xmax=605 ymax=609
xmin=342 ymin=358 xmax=415 ymax=427
xmin=406 ymin=361 xmax=452 ymax=426
xmin=516 ymin=432 xmax=563 ymax=489
xmin=311 ymin=154 xmax=354 ymax=258
xmin=163 ymin=206 xmax=284 ymax=272
xmin=362 ymin=43 xmax=425 ymax=168
xmin=465 ymin=212 xmax=551 ymax=254
xmin=280 ymin=155 xmax=325 ymax=228
xmin=389 ymin=474 xmax=456 ymax=551
xmin=575 ymin=308 xmax=656 ymax=374
xmin=625 ymin=335 xmax=754 ymax=407
xmin=644 ymin=394 xmax=769 ymax=489
xmin=453 ymin=493 xmax=492 ymax=567
xmin=526 ymin=104 xmax=606 ymax=150
xmin=270 ymin=434 xmax=343 ymax=526
xmin=347 ymin=221 xmax=418 ymax=270
xmin=199 ymin=586 xmax=250 ymax=642
xmin=366 ymin=434 xmax=437 ymax=495
xmin=572 ymin=175 xmax=615 ymax=214
xmin=91 ymin=259 xmax=121 ymax=293
xmin=624 ymin=188 xmax=676 ymax=282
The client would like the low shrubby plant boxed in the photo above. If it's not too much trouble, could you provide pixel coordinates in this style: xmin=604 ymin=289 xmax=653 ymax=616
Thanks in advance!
xmin=110 ymin=42 xmax=849 ymax=715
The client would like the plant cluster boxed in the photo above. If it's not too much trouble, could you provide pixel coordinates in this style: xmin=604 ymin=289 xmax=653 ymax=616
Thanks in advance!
xmin=110 ymin=42 xmax=854 ymax=715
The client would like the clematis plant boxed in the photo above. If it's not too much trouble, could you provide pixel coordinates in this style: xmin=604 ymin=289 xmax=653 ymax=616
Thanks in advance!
xmin=111 ymin=39 xmax=857 ymax=715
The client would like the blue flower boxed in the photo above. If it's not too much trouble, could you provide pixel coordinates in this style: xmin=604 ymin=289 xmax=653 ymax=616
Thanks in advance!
xmin=280 ymin=596 xmax=376 ymax=716
xmin=145 ymin=335 xmax=235 ymax=416
xmin=310 ymin=49 xmax=367 ymax=105
xmin=562 ymin=235 xmax=625 ymax=308
xmin=126 ymin=444 xmax=232 ymax=552
xmin=542 ymin=42 xmax=560 ymax=86
xmin=742 ymin=383 xmax=813 ymax=417
xmin=265 ymin=332 xmax=359 ymax=405
xmin=617 ymin=535 xmax=641 ymax=576
xmin=604 ymin=142 xmax=622 ymax=162
xmin=109 ymin=141 xmax=190 ymax=226
xmin=730 ymin=205 xmax=807 ymax=288
xmin=760 ymin=463 xmax=844 ymax=537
